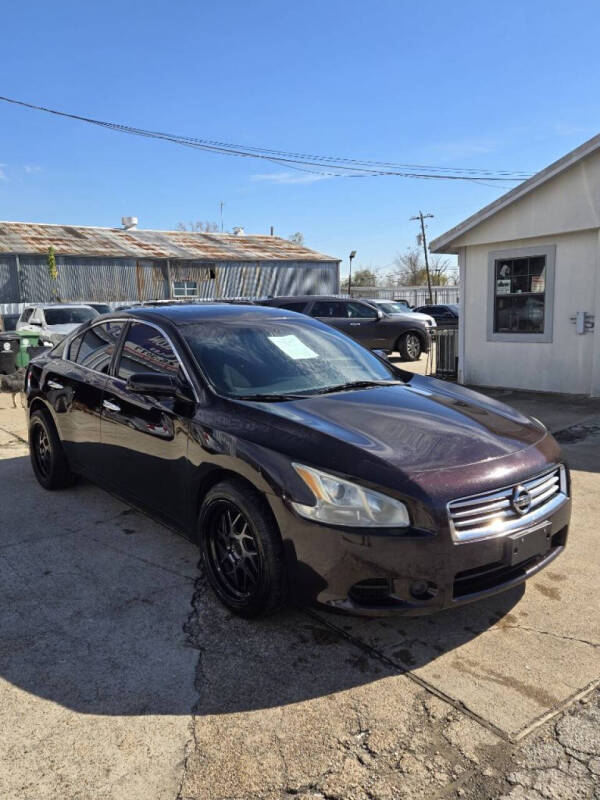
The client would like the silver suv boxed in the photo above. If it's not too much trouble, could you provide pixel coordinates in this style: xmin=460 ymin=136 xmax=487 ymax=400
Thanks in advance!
xmin=16 ymin=304 xmax=98 ymax=344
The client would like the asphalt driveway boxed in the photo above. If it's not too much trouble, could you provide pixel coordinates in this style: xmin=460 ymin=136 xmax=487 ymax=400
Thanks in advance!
xmin=0 ymin=388 xmax=598 ymax=799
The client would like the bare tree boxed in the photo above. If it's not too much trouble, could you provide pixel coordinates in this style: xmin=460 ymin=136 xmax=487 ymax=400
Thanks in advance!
xmin=176 ymin=221 xmax=220 ymax=233
xmin=386 ymin=247 xmax=456 ymax=287
xmin=288 ymin=232 xmax=305 ymax=246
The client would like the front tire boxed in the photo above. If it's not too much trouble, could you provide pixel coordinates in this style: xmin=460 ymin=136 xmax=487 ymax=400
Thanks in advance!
xmin=198 ymin=479 xmax=286 ymax=617
xmin=398 ymin=332 xmax=422 ymax=361
xmin=29 ymin=409 xmax=76 ymax=490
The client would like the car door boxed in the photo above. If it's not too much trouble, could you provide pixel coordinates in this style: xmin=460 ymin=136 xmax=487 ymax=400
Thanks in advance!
xmin=307 ymin=299 xmax=355 ymax=338
xmin=99 ymin=320 xmax=194 ymax=528
xmin=342 ymin=301 xmax=388 ymax=348
xmin=44 ymin=320 xmax=126 ymax=475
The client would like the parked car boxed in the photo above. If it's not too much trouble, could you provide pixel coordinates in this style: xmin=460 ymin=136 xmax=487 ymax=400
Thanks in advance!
xmin=85 ymin=302 xmax=112 ymax=315
xmin=262 ymin=295 xmax=431 ymax=361
xmin=414 ymin=303 xmax=459 ymax=328
xmin=1 ymin=313 xmax=20 ymax=331
xmin=16 ymin=304 xmax=98 ymax=343
xmin=365 ymin=299 xmax=437 ymax=328
xmin=26 ymin=303 xmax=570 ymax=618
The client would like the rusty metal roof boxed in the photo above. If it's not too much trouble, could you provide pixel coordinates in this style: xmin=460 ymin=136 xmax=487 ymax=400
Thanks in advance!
xmin=0 ymin=222 xmax=339 ymax=262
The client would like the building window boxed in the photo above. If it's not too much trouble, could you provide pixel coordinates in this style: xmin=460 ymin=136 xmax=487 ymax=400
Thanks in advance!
xmin=172 ymin=280 xmax=198 ymax=298
xmin=487 ymin=245 xmax=556 ymax=343
xmin=494 ymin=255 xmax=545 ymax=334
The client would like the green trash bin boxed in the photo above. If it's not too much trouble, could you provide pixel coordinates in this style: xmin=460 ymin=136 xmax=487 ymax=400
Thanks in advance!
xmin=15 ymin=331 xmax=40 ymax=368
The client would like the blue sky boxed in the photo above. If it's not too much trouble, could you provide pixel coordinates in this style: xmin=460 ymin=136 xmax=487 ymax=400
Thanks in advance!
xmin=2 ymin=0 xmax=600 ymax=280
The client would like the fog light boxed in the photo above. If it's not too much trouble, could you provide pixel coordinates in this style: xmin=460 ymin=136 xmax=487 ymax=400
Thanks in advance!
xmin=410 ymin=579 xmax=434 ymax=600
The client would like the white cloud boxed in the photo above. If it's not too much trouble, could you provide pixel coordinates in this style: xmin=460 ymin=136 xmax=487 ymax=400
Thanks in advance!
xmin=422 ymin=137 xmax=499 ymax=161
xmin=251 ymin=170 xmax=330 ymax=185
xmin=0 ymin=165 xmax=7 ymax=181
xmin=24 ymin=164 xmax=42 ymax=174
xmin=553 ymin=123 xmax=592 ymax=137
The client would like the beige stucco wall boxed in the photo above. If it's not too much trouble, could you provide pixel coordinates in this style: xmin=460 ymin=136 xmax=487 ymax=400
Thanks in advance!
xmin=463 ymin=230 xmax=599 ymax=394
xmin=450 ymin=150 xmax=600 ymax=249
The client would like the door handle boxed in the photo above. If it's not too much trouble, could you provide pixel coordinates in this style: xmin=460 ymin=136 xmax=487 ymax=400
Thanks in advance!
xmin=102 ymin=399 xmax=121 ymax=413
xmin=47 ymin=380 xmax=64 ymax=390
xmin=350 ymin=322 xmax=361 ymax=326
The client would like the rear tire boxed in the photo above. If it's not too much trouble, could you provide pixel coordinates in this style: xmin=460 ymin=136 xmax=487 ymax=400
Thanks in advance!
xmin=398 ymin=332 xmax=422 ymax=361
xmin=29 ymin=409 xmax=76 ymax=490
xmin=198 ymin=479 xmax=286 ymax=617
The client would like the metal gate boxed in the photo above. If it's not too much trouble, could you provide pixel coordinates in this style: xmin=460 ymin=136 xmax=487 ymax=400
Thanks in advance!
xmin=432 ymin=329 xmax=458 ymax=379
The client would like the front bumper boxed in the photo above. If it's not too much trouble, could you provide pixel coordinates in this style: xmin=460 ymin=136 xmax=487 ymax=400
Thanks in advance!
xmin=268 ymin=491 xmax=571 ymax=617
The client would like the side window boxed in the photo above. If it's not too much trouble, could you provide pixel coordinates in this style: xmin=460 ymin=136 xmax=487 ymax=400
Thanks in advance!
xmin=279 ymin=301 xmax=307 ymax=312
xmin=20 ymin=307 xmax=34 ymax=323
xmin=73 ymin=322 xmax=125 ymax=373
xmin=310 ymin=301 xmax=347 ymax=318
xmin=117 ymin=323 xmax=180 ymax=381
xmin=346 ymin=302 xmax=378 ymax=319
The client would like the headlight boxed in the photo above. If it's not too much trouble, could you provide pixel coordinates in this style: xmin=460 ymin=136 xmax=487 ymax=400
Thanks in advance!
xmin=530 ymin=415 xmax=547 ymax=432
xmin=291 ymin=463 xmax=410 ymax=528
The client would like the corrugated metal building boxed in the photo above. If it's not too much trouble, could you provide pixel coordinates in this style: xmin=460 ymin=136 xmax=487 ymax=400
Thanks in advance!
xmin=0 ymin=221 xmax=340 ymax=305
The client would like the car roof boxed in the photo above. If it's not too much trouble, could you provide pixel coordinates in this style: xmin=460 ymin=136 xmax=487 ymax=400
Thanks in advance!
xmin=269 ymin=295 xmax=377 ymax=304
xmin=24 ymin=303 xmax=95 ymax=310
xmin=125 ymin=302 xmax=305 ymax=326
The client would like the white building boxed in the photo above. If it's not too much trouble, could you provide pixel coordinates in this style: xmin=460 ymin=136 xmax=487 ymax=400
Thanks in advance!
xmin=430 ymin=136 xmax=600 ymax=397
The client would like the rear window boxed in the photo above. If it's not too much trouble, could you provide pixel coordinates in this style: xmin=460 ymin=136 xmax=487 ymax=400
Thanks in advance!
xmin=70 ymin=322 xmax=125 ymax=373
xmin=277 ymin=301 xmax=307 ymax=312
xmin=45 ymin=307 xmax=96 ymax=325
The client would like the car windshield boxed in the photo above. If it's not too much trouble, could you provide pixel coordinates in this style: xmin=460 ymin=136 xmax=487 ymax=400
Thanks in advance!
xmin=182 ymin=317 xmax=397 ymax=398
xmin=379 ymin=302 xmax=410 ymax=314
xmin=44 ymin=307 xmax=97 ymax=325
xmin=90 ymin=304 xmax=111 ymax=314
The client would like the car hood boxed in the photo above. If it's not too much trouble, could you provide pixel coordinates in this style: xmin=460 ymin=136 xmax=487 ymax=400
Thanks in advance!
xmin=45 ymin=323 xmax=83 ymax=335
xmin=387 ymin=311 xmax=435 ymax=325
xmin=260 ymin=376 xmax=545 ymax=474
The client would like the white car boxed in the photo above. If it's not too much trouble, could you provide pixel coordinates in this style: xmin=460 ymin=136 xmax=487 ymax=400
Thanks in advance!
xmin=365 ymin=299 xmax=437 ymax=328
xmin=16 ymin=304 xmax=99 ymax=343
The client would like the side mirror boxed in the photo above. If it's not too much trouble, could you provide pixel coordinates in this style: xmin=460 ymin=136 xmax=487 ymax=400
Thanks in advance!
xmin=376 ymin=309 xmax=384 ymax=320
xmin=126 ymin=372 xmax=177 ymax=396
xmin=126 ymin=372 xmax=195 ymax=403
xmin=372 ymin=349 xmax=389 ymax=361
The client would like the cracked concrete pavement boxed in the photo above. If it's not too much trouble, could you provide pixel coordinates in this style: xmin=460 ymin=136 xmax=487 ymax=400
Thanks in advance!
xmin=0 ymin=387 xmax=598 ymax=799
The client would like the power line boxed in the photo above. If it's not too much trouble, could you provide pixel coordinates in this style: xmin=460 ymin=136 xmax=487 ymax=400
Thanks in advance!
xmin=0 ymin=95 xmax=532 ymax=182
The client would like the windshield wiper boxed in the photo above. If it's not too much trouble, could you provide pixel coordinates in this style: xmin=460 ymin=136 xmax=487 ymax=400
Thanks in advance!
xmin=311 ymin=380 xmax=403 ymax=395
xmin=236 ymin=392 xmax=310 ymax=402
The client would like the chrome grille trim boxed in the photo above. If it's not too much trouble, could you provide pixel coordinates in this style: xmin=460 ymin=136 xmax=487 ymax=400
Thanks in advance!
xmin=448 ymin=466 xmax=567 ymax=542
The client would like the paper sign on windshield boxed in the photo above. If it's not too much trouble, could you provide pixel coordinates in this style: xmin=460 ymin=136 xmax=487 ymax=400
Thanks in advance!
xmin=268 ymin=335 xmax=318 ymax=360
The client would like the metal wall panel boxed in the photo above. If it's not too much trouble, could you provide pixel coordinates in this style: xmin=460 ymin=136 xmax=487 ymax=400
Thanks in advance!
xmin=0 ymin=256 xmax=19 ymax=304
xmin=2 ymin=256 xmax=339 ymax=304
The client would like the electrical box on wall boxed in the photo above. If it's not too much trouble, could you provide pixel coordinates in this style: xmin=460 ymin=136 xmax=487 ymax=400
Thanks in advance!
xmin=570 ymin=311 xmax=595 ymax=334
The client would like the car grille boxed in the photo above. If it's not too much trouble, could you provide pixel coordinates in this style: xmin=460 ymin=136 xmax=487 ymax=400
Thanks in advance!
xmin=448 ymin=466 xmax=566 ymax=542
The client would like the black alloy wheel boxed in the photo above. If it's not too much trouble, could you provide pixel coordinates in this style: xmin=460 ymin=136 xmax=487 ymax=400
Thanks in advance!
xmin=199 ymin=479 xmax=286 ymax=617
xmin=207 ymin=500 xmax=261 ymax=599
xmin=32 ymin=423 xmax=51 ymax=479
xmin=29 ymin=409 xmax=76 ymax=490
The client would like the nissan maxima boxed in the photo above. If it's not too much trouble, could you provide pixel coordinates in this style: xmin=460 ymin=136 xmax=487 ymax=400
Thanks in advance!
xmin=25 ymin=304 xmax=571 ymax=617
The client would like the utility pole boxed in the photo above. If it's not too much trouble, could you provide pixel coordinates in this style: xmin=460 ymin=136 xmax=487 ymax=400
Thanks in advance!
xmin=410 ymin=211 xmax=434 ymax=304
xmin=219 ymin=201 xmax=224 ymax=232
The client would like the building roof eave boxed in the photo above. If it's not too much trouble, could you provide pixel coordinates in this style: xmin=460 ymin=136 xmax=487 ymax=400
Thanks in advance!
xmin=430 ymin=132 xmax=600 ymax=253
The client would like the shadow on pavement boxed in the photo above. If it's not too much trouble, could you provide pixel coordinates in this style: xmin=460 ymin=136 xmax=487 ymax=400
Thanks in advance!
xmin=0 ymin=455 xmax=523 ymax=717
